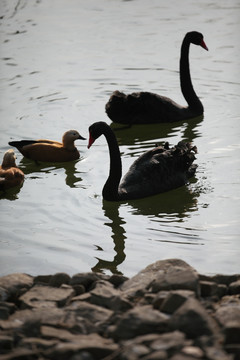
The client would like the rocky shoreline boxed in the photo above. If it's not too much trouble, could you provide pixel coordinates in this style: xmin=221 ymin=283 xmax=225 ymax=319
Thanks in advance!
xmin=0 ymin=259 xmax=239 ymax=360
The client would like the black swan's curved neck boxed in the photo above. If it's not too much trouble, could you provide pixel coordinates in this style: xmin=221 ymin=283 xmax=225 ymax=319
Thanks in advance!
xmin=102 ymin=125 xmax=122 ymax=201
xmin=180 ymin=36 xmax=203 ymax=113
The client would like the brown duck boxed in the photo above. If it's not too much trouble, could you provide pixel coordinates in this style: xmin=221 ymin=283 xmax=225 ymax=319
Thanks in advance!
xmin=8 ymin=130 xmax=85 ymax=162
xmin=0 ymin=149 xmax=24 ymax=190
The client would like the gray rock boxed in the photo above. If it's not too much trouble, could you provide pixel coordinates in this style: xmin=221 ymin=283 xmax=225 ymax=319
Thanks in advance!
xmin=214 ymin=296 xmax=240 ymax=327
xmin=150 ymin=264 xmax=199 ymax=295
xmin=0 ymin=307 xmax=66 ymax=333
xmin=70 ymin=272 xmax=106 ymax=290
xmin=142 ymin=350 xmax=167 ymax=359
xmin=109 ymin=274 xmax=128 ymax=287
xmin=0 ymin=273 xmax=33 ymax=301
xmin=169 ymin=297 xmax=219 ymax=338
xmin=158 ymin=290 xmax=195 ymax=314
xmin=44 ymin=333 xmax=118 ymax=360
xmin=150 ymin=331 xmax=186 ymax=354
xmin=229 ymin=279 xmax=240 ymax=295
xmin=121 ymin=259 xmax=199 ymax=299
xmin=121 ymin=259 xmax=199 ymax=297
xmin=111 ymin=305 xmax=169 ymax=340
xmin=49 ymin=272 xmax=71 ymax=287
xmin=66 ymin=299 xmax=113 ymax=333
xmin=0 ymin=334 xmax=13 ymax=352
xmin=200 ymin=280 xmax=218 ymax=297
xmin=19 ymin=285 xmax=75 ymax=309
xmin=89 ymin=280 xmax=132 ymax=311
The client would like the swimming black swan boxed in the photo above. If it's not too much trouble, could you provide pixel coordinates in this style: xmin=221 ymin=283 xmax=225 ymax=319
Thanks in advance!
xmin=105 ymin=31 xmax=208 ymax=124
xmin=88 ymin=122 xmax=198 ymax=201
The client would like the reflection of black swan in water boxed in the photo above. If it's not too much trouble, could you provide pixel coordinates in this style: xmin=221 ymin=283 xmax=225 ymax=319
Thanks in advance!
xmin=105 ymin=31 xmax=208 ymax=124
xmin=88 ymin=122 xmax=198 ymax=201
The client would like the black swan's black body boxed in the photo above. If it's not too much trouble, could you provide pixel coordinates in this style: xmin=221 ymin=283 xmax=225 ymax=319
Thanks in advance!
xmin=105 ymin=31 xmax=208 ymax=125
xmin=88 ymin=122 xmax=198 ymax=201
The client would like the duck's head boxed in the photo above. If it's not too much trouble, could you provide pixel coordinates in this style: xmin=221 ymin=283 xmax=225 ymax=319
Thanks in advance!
xmin=2 ymin=149 xmax=17 ymax=168
xmin=62 ymin=130 xmax=86 ymax=147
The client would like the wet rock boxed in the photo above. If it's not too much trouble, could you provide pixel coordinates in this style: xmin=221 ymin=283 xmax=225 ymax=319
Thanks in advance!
xmin=0 ymin=259 xmax=238 ymax=360
xmin=88 ymin=280 xmax=132 ymax=311
xmin=44 ymin=333 xmax=118 ymax=360
xmin=121 ymin=259 xmax=199 ymax=299
xmin=19 ymin=285 xmax=75 ymax=309
xmin=181 ymin=345 xmax=204 ymax=358
xmin=157 ymin=290 xmax=195 ymax=314
xmin=149 ymin=263 xmax=199 ymax=295
xmin=109 ymin=273 xmax=128 ymax=287
xmin=229 ymin=279 xmax=240 ymax=295
xmin=70 ymin=272 xmax=106 ymax=290
xmin=110 ymin=305 xmax=169 ymax=340
xmin=49 ymin=272 xmax=71 ymax=287
xmin=200 ymin=280 xmax=218 ymax=297
xmin=169 ymin=297 xmax=219 ymax=338
xmin=66 ymin=299 xmax=113 ymax=333
xmin=214 ymin=295 xmax=240 ymax=327
xmin=0 ymin=273 xmax=33 ymax=301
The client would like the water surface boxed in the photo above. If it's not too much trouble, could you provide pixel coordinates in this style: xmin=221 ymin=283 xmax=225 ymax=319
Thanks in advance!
xmin=0 ymin=0 xmax=239 ymax=277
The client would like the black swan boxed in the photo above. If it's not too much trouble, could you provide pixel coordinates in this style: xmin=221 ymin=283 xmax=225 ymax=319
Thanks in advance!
xmin=105 ymin=31 xmax=208 ymax=124
xmin=88 ymin=122 xmax=198 ymax=201
xmin=8 ymin=130 xmax=85 ymax=162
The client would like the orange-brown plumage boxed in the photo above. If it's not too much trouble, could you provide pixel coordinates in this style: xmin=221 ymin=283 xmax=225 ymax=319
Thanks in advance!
xmin=8 ymin=130 xmax=85 ymax=162
xmin=0 ymin=149 xmax=24 ymax=190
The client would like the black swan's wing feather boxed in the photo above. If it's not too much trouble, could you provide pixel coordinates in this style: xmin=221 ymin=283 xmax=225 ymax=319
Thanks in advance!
xmin=119 ymin=142 xmax=197 ymax=199
xmin=106 ymin=91 xmax=188 ymax=124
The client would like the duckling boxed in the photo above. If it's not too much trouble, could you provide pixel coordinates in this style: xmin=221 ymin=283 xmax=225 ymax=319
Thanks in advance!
xmin=0 ymin=149 xmax=24 ymax=190
xmin=8 ymin=130 xmax=85 ymax=162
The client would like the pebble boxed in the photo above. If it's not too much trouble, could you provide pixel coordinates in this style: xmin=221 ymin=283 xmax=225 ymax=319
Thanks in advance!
xmin=0 ymin=258 xmax=239 ymax=360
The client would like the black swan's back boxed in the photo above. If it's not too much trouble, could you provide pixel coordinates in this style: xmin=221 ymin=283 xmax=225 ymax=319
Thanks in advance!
xmin=119 ymin=141 xmax=197 ymax=200
xmin=106 ymin=91 xmax=191 ymax=125
xmin=105 ymin=31 xmax=208 ymax=125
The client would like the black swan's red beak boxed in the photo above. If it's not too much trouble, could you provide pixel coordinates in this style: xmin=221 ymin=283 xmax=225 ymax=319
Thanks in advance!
xmin=200 ymin=39 xmax=208 ymax=51
xmin=88 ymin=134 xmax=95 ymax=149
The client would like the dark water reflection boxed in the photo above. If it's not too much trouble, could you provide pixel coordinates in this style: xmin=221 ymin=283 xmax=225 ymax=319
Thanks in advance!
xmin=19 ymin=157 xmax=84 ymax=188
xmin=92 ymin=201 xmax=127 ymax=274
xmin=111 ymin=115 xmax=203 ymax=148
xmin=92 ymin=182 xmax=199 ymax=274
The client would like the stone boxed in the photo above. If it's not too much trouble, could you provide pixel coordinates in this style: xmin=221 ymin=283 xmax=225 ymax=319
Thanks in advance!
xmin=70 ymin=273 xmax=103 ymax=290
xmin=0 ymin=260 xmax=238 ymax=360
xmin=158 ymin=290 xmax=195 ymax=314
xmin=169 ymin=297 xmax=219 ymax=338
xmin=121 ymin=259 xmax=199 ymax=299
xmin=34 ymin=274 xmax=52 ymax=285
xmin=49 ymin=273 xmax=71 ymax=287
xmin=0 ymin=307 xmax=66 ymax=333
xmin=66 ymin=300 xmax=113 ymax=333
xmin=224 ymin=321 xmax=240 ymax=344
xmin=150 ymin=331 xmax=186 ymax=354
xmin=142 ymin=350 xmax=167 ymax=359
xmin=214 ymin=297 xmax=240 ymax=327
xmin=0 ymin=273 xmax=33 ymax=301
xmin=0 ymin=334 xmax=13 ymax=352
xmin=109 ymin=274 xmax=128 ymax=287
xmin=229 ymin=279 xmax=240 ymax=295
xmin=181 ymin=345 xmax=204 ymax=358
xmin=44 ymin=333 xmax=118 ymax=359
xmin=19 ymin=285 xmax=75 ymax=309
xmin=150 ymin=265 xmax=199 ymax=295
xmin=89 ymin=280 xmax=132 ymax=311
xmin=111 ymin=305 xmax=169 ymax=340
xmin=200 ymin=281 xmax=218 ymax=297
